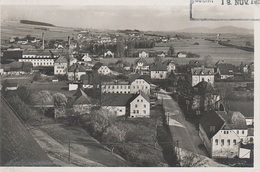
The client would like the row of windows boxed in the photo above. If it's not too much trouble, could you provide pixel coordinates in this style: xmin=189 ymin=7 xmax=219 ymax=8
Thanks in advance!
xmin=135 ymin=80 xmax=145 ymax=84
xmin=106 ymin=85 xmax=130 ymax=89
xmin=105 ymin=91 xmax=130 ymax=94
xmin=215 ymin=139 xmax=236 ymax=146
xmin=237 ymin=130 xmax=245 ymax=134
xmin=133 ymin=110 xmax=146 ymax=114
xmin=137 ymin=99 xmax=143 ymax=103
xmin=56 ymin=66 xmax=65 ymax=69
xmin=133 ymin=86 xmax=148 ymax=89
xmin=21 ymin=59 xmax=53 ymax=61
xmin=56 ymin=70 xmax=65 ymax=73
xmin=33 ymin=62 xmax=53 ymax=66
xmin=135 ymin=104 xmax=146 ymax=108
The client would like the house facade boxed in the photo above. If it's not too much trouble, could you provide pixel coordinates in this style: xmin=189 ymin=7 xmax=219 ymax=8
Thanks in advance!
xmin=130 ymin=78 xmax=150 ymax=95
xmin=133 ymin=58 xmax=150 ymax=75
xmin=130 ymin=92 xmax=150 ymax=118
xmin=54 ymin=56 xmax=68 ymax=75
xmin=19 ymin=54 xmax=57 ymax=67
xmin=97 ymin=66 xmax=111 ymax=75
xmin=101 ymin=82 xmax=131 ymax=94
xmin=199 ymin=110 xmax=251 ymax=158
xmin=189 ymin=67 xmax=214 ymax=87
xmin=150 ymin=63 xmax=167 ymax=79
xmin=139 ymin=51 xmax=149 ymax=58
xmin=163 ymin=60 xmax=176 ymax=73
xmin=104 ymin=50 xmax=114 ymax=58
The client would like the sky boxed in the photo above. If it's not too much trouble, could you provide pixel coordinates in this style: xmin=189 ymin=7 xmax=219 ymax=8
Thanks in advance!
xmin=1 ymin=5 xmax=254 ymax=31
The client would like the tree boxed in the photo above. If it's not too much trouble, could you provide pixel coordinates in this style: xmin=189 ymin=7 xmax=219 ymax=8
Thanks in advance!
xmin=16 ymin=86 xmax=33 ymax=104
xmin=52 ymin=93 xmax=67 ymax=108
xmin=32 ymin=90 xmax=53 ymax=115
xmin=33 ymin=72 xmax=42 ymax=81
xmin=102 ymin=125 xmax=126 ymax=143
xmin=203 ymin=55 xmax=213 ymax=67
xmin=168 ymin=45 xmax=175 ymax=56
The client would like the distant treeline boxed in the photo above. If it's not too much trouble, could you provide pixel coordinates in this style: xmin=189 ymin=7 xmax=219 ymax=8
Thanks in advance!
xmin=20 ymin=20 xmax=55 ymax=27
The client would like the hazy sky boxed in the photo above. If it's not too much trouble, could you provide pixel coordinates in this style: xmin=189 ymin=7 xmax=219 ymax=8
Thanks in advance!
xmin=1 ymin=5 xmax=254 ymax=31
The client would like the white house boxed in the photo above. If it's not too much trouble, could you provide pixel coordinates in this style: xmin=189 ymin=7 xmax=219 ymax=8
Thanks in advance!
xmin=139 ymin=51 xmax=149 ymax=58
xmin=97 ymin=66 xmax=111 ymax=75
xmin=82 ymin=54 xmax=92 ymax=62
xmin=4 ymin=83 xmax=19 ymax=91
xmin=130 ymin=77 xmax=150 ymax=95
xmin=104 ymin=50 xmax=114 ymax=58
xmin=150 ymin=63 xmax=168 ymax=79
xmin=163 ymin=60 xmax=176 ymax=73
xmin=133 ymin=58 xmax=150 ymax=74
xmin=54 ymin=56 xmax=68 ymax=75
xmin=101 ymin=81 xmax=130 ymax=94
xmin=68 ymin=64 xmax=86 ymax=81
xmin=189 ymin=67 xmax=215 ymax=87
xmin=19 ymin=54 xmax=57 ymax=67
xmin=199 ymin=110 xmax=251 ymax=158
xmin=130 ymin=92 xmax=150 ymax=118
xmin=177 ymin=52 xmax=187 ymax=58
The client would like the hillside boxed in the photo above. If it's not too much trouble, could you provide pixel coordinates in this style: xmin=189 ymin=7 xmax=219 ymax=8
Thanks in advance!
xmin=178 ymin=26 xmax=253 ymax=34
xmin=0 ymin=96 xmax=53 ymax=166
xmin=20 ymin=20 xmax=55 ymax=27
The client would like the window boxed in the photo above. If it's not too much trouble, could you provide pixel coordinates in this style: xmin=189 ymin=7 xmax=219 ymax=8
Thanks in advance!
xmin=133 ymin=110 xmax=136 ymax=114
xmin=227 ymin=131 xmax=229 ymax=134
xmin=137 ymin=99 xmax=139 ymax=102
xmin=119 ymin=109 xmax=122 ymax=112
xmin=144 ymin=104 xmax=146 ymax=108
xmin=144 ymin=110 xmax=146 ymax=114
xmin=137 ymin=110 xmax=139 ymax=114
xmin=227 ymin=139 xmax=230 ymax=146
xmin=215 ymin=139 xmax=218 ymax=145
xmin=141 ymin=100 xmax=143 ymax=102
xmin=221 ymin=139 xmax=224 ymax=146
xmin=233 ymin=139 xmax=237 ymax=145
xmin=242 ymin=130 xmax=244 ymax=134
xmin=237 ymin=130 xmax=239 ymax=134
xmin=224 ymin=131 xmax=226 ymax=134
xmin=135 ymin=104 xmax=138 ymax=108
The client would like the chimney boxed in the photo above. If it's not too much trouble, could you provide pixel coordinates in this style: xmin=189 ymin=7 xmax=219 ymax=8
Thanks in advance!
xmin=68 ymin=36 xmax=70 ymax=48
xmin=42 ymin=32 xmax=45 ymax=49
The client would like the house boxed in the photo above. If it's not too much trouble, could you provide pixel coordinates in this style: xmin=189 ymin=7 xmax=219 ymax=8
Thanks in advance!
xmin=4 ymin=83 xmax=19 ymax=91
xmin=133 ymin=58 xmax=149 ymax=74
xmin=177 ymin=52 xmax=187 ymax=58
xmin=189 ymin=67 xmax=214 ymax=87
xmin=101 ymin=94 xmax=133 ymax=116
xmin=130 ymin=75 xmax=151 ymax=95
xmin=129 ymin=91 xmax=150 ymax=118
xmin=101 ymin=81 xmax=130 ymax=94
xmin=215 ymin=64 xmax=235 ymax=79
xmin=199 ymin=110 xmax=250 ymax=158
xmin=19 ymin=52 xmax=58 ymax=67
xmin=69 ymin=82 xmax=79 ymax=91
xmin=104 ymin=50 xmax=114 ymax=58
xmin=139 ymin=51 xmax=149 ymax=58
xmin=69 ymin=89 xmax=92 ymax=113
xmin=161 ymin=37 xmax=168 ymax=43
xmin=54 ymin=56 xmax=68 ymax=75
xmin=157 ymin=52 xmax=166 ymax=58
xmin=150 ymin=62 xmax=167 ymax=79
xmin=163 ymin=60 xmax=176 ymax=73
xmin=69 ymin=57 xmax=78 ymax=66
xmin=82 ymin=53 xmax=92 ymax=62
xmin=97 ymin=65 xmax=111 ymax=75
xmin=68 ymin=63 xmax=86 ymax=81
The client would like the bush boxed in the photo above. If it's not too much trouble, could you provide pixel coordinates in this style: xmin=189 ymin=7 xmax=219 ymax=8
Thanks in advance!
xmin=33 ymin=72 xmax=42 ymax=81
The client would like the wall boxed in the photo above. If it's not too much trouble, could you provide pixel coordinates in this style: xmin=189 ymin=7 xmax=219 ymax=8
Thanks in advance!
xmin=130 ymin=79 xmax=150 ymax=95
xmin=101 ymin=84 xmax=130 ymax=93
xmin=98 ymin=66 xmax=111 ymax=75
xmin=151 ymin=71 xmax=167 ymax=79
xmin=130 ymin=95 xmax=150 ymax=118
xmin=191 ymin=75 xmax=214 ymax=86
xmin=54 ymin=62 xmax=67 ymax=75
xmin=102 ymin=106 xmax=126 ymax=116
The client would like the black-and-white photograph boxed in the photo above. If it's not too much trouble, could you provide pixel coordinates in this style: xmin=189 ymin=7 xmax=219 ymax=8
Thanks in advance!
xmin=0 ymin=0 xmax=257 ymax=169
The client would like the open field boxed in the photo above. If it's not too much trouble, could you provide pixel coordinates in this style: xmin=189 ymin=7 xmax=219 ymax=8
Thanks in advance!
xmin=1 ymin=20 xmax=78 ymax=41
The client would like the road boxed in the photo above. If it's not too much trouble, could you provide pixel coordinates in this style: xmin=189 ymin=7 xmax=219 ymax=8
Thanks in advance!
xmin=157 ymin=89 xmax=207 ymax=156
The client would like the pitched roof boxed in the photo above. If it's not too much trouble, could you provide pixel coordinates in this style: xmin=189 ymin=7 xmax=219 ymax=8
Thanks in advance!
xmin=218 ymin=111 xmax=248 ymax=129
xmin=138 ymin=91 xmax=150 ymax=102
xmin=225 ymin=101 xmax=253 ymax=118
xmin=102 ymin=94 xmax=134 ymax=106
xmin=150 ymin=62 xmax=167 ymax=71
xmin=199 ymin=110 xmax=225 ymax=139
xmin=55 ymin=56 xmax=68 ymax=63
xmin=68 ymin=63 xmax=86 ymax=72
xmin=128 ymin=73 xmax=151 ymax=83
xmin=217 ymin=63 xmax=236 ymax=75
xmin=193 ymin=80 xmax=214 ymax=94
xmin=72 ymin=89 xmax=91 ymax=105
xmin=134 ymin=58 xmax=148 ymax=65
xmin=92 ymin=62 xmax=103 ymax=70
xmin=162 ymin=59 xmax=175 ymax=66
xmin=191 ymin=67 xmax=214 ymax=75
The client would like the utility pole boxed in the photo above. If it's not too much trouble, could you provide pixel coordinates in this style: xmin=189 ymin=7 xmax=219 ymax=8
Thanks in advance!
xmin=68 ymin=140 xmax=71 ymax=163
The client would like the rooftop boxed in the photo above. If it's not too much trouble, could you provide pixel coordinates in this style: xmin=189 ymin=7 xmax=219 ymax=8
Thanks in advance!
xmin=191 ymin=67 xmax=214 ymax=75
xmin=218 ymin=111 xmax=248 ymax=130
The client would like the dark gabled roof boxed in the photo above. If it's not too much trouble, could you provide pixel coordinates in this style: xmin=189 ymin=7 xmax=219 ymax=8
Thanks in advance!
xmin=191 ymin=67 xmax=214 ymax=75
xmin=92 ymin=62 xmax=103 ymax=70
xmin=102 ymin=94 xmax=134 ymax=106
xmin=139 ymin=91 xmax=150 ymax=102
xmin=162 ymin=59 xmax=175 ymax=66
xmin=72 ymin=89 xmax=91 ymax=105
xmin=134 ymin=58 xmax=148 ymax=66
xmin=129 ymin=73 xmax=151 ymax=83
xmin=150 ymin=62 xmax=167 ymax=71
xmin=3 ymin=50 xmax=23 ymax=60
xmin=189 ymin=60 xmax=204 ymax=67
xmin=218 ymin=111 xmax=248 ymax=129
xmin=225 ymin=101 xmax=253 ymax=118
xmin=55 ymin=56 xmax=68 ymax=63
xmin=68 ymin=63 xmax=86 ymax=72
xmin=217 ymin=63 xmax=236 ymax=75
xmin=199 ymin=110 xmax=225 ymax=139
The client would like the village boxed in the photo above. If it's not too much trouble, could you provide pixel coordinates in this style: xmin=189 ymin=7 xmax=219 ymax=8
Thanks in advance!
xmin=0 ymin=19 xmax=255 ymax=167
